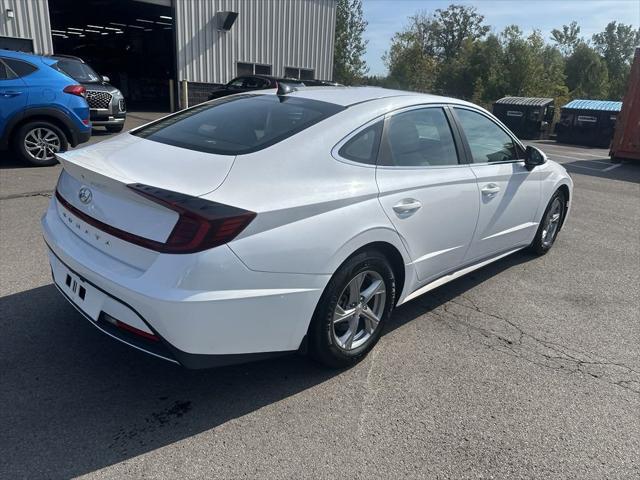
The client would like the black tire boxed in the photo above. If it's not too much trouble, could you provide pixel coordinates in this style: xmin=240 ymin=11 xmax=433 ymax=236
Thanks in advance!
xmin=13 ymin=120 xmax=67 ymax=167
xmin=309 ymin=250 xmax=396 ymax=368
xmin=529 ymin=190 xmax=567 ymax=255
xmin=106 ymin=124 xmax=124 ymax=133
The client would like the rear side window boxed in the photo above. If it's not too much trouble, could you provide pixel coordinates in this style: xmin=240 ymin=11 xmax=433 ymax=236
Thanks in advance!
xmin=0 ymin=60 xmax=14 ymax=80
xmin=52 ymin=59 xmax=100 ymax=83
xmin=133 ymin=94 xmax=344 ymax=155
xmin=380 ymin=108 xmax=459 ymax=167
xmin=2 ymin=58 xmax=37 ymax=78
xmin=338 ymin=121 xmax=383 ymax=165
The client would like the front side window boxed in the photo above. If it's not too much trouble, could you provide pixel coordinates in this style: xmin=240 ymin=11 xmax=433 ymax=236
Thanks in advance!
xmin=227 ymin=77 xmax=246 ymax=89
xmin=380 ymin=108 xmax=459 ymax=167
xmin=338 ymin=121 xmax=383 ymax=165
xmin=133 ymin=95 xmax=344 ymax=155
xmin=2 ymin=58 xmax=37 ymax=78
xmin=454 ymin=108 xmax=521 ymax=163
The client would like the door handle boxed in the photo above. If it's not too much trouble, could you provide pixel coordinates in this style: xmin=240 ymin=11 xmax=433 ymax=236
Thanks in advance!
xmin=481 ymin=183 xmax=501 ymax=197
xmin=0 ymin=90 xmax=23 ymax=97
xmin=393 ymin=199 xmax=422 ymax=216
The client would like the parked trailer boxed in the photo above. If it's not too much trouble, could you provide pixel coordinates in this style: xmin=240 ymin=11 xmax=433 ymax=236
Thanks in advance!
xmin=556 ymin=99 xmax=622 ymax=148
xmin=610 ymin=47 xmax=640 ymax=161
xmin=493 ymin=97 xmax=554 ymax=139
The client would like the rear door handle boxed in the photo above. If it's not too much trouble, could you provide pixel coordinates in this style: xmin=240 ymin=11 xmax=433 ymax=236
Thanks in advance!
xmin=481 ymin=183 xmax=501 ymax=197
xmin=393 ymin=199 xmax=422 ymax=216
xmin=0 ymin=90 xmax=23 ymax=97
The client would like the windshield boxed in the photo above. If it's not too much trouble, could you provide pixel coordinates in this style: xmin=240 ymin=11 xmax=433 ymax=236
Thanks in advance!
xmin=132 ymin=94 xmax=344 ymax=155
xmin=54 ymin=59 xmax=101 ymax=83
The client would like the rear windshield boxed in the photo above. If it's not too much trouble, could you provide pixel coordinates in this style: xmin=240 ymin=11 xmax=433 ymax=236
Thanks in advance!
xmin=132 ymin=94 xmax=344 ymax=155
xmin=53 ymin=59 xmax=101 ymax=83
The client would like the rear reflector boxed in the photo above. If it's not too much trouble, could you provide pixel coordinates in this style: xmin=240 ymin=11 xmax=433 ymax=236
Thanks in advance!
xmin=103 ymin=313 xmax=159 ymax=342
xmin=55 ymin=185 xmax=255 ymax=254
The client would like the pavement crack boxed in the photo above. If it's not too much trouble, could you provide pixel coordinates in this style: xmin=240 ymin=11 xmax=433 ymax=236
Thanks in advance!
xmin=0 ymin=190 xmax=53 ymax=201
xmin=430 ymin=294 xmax=640 ymax=394
xmin=356 ymin=344 xmax=381 ymax=439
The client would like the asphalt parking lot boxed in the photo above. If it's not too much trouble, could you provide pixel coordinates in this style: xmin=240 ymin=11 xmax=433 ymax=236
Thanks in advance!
xmin=1 ymin=122 xmax=639 ymax=478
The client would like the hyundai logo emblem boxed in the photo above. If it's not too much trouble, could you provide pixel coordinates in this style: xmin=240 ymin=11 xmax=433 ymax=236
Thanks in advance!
xmin=78 ymin=187 xmax=92 ymax=204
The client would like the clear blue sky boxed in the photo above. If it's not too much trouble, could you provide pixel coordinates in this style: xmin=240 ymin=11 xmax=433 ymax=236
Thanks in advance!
xmin=362 ymin=0 xmax=640 ymax=75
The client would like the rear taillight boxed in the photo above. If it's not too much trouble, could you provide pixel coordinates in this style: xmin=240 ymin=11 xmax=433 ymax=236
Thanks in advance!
xmin=127 ymin=183 xmax=256 ymax=253
xmin=55 ymin=186 xmax=255 ymax=254
xmin=63 ymin=84 xmax=86 ymax=97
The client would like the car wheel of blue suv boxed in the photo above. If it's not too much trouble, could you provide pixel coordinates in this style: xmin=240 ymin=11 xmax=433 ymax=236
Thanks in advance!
xmin=13 ymin=120 xmax=68 ymax=166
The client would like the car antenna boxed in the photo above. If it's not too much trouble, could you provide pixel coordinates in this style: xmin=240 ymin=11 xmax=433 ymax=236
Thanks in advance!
xmin=277 ymin=82 xmax=297 ymax=96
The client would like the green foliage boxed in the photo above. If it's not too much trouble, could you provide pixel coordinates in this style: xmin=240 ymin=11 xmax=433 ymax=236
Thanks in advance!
xmin=565 ymin=42 xmax=609 ymax=99
xmin=333 ymin=0 xmax=369 ymax=84
xmin=378 ymin=5 xmax=635 ymax=103
xmin=551 ymin=21 xmax=581 ymax=56
xmin=592 ymin=21 xmax=640 ymax=98
xmin=384 ymin=12 xmax=439 ymax=92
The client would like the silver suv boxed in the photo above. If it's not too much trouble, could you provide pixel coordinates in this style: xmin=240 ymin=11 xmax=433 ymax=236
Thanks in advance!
xmin=51 ymin=55 xmax=126 ymax=133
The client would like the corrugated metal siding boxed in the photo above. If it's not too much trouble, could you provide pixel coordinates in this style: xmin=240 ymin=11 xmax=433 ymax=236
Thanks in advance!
xmin=175 ymin=0 xmax=336 ymax=83
xmin=562 ymin=99 xmax=623 ymax=112
xmin=0 ymin=0 xmax=52 ymax=54
xmin=495 ymin=97 xmax=554 ymax=107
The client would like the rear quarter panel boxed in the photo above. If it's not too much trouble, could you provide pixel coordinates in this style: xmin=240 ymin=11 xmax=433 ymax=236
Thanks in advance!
xmin=212 ymin=100 xmax=414 ymax=276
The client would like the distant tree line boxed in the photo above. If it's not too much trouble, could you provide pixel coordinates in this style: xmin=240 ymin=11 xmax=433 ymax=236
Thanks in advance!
xmin=333 ymin=3 xmax=639 ymax=109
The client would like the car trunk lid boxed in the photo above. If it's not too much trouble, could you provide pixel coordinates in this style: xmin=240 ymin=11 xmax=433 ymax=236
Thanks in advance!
xmin=55 ymin=133 xmax=236 ymax=245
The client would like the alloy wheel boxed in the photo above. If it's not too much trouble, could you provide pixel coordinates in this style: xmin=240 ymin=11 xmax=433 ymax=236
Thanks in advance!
xmin=24 ymin=127 xmax=61 ymax=162
xmin=541 ymin=197 xmax=563 ymax=248
xmin=332 ymin=270 xmax=386 ymax=351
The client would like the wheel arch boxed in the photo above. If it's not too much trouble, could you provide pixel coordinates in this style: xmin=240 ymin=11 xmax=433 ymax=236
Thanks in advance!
xmin=555 ymin=183 xmax=571 ymax=230
xmin=328 ymin=228 xmax=412 ymax=305
xmin=4 ymin=108 xmax=77 ymax=149
xmin=348 ymin=241 xmax=406 ymax=305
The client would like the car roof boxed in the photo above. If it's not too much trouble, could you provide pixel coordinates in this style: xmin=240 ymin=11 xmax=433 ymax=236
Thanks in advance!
xmin=0 ymin=48 xmax=56 ymax=65
xmin=48 ymin=54 xmax=85 ymax=63
xmin=285 ymin=86 xmax=473 ymax=108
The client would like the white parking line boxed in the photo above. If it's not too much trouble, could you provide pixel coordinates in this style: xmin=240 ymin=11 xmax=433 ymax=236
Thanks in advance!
xmin=535 ymin=144 xmax=609 ymax=158
xmin=566 ymin=163 xmax=608 ymax=172
xmin=602 ymin=163 xmax=622 ymax=172
xmin=547 ymin=153 xmax=609 ymax=162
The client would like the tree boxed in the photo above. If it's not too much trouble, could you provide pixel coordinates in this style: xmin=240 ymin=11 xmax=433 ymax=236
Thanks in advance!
xmin=333 ymin=0 xmax=369 ymax=84
xmin=384 ymin=12 xmax=439 ymax=92
xmin=565 ymin=42 xmax=609 ymax=99
xmin=431 ymin=4 xmax=490 ymax=61
xmin=384 ymin=5 xmax=490 ymax=94
xmin=592 ymin=21 xmax=640 ymax=98
xmin=551 ymin=21 xmax=582 ymax=56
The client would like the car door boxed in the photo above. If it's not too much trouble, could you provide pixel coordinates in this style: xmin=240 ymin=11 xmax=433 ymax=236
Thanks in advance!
xmin=375 ymin=106 xmax=480 ymax=282
xmin=452 ymin=106 xmax=541 ymax=262
xmin=0 ymin=58 xmax=28 ymax=137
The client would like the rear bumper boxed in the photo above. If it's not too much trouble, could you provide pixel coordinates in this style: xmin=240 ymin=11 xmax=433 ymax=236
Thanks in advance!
xmin=90 ymin=109 xmax=126 ymax=126
xmin=42 ymin=196 xmax=329 ymax=368
xmin=72 ymin=127 xmax=92 ymax=146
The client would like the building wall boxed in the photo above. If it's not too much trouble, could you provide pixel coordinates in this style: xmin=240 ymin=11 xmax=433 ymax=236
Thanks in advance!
xmin=175 ymin=0 xmax=336 ymax=83
xmin=0 ymin=0 xmax=52 ymax=54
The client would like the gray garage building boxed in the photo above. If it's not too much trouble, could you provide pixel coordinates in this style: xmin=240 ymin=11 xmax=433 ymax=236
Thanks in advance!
xmin=0 ymin=0 xmax=336 ymax=108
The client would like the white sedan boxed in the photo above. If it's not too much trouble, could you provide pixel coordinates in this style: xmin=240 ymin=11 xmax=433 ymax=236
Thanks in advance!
xmin=42 ymin=87 xmax=572 ymax=368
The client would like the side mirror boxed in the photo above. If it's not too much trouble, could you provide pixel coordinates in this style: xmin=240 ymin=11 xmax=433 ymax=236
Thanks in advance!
xmin=102 ymin=75 xmax=110 ymax=83
xmin=524 ymin=145 xmax=547 ymax=170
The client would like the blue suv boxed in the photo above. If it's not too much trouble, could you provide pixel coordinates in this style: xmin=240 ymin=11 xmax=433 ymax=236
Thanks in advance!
xmin=0 ymin=49 xmax=91 ymax=166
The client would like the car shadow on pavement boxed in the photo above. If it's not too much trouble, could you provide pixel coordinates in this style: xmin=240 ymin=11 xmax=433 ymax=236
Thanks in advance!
xmin=0 ymin=150 xmax=27 ymax=169
xmin=562 ymin=159 xmax=640 ymax=184
xmin=0 ymin=250 xmax=534 ymax=478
